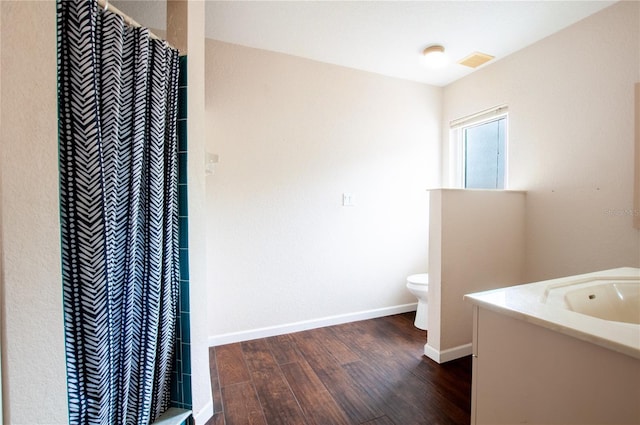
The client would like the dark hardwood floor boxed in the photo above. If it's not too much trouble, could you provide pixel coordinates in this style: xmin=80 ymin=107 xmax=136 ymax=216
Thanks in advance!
xmin=205 ymin=313 xmax=472 ymax=425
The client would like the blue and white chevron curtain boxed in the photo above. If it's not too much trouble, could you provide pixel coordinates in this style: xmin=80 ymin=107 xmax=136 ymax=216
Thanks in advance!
xmin=57 ymin=0 xmax=180 ymax=423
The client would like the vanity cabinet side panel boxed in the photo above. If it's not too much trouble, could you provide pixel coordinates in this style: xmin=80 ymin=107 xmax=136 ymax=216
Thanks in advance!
xmin=470 ymin=305 xmax=479 ymax=425
xmin=474 ymin=308 xmax=640 ymax=425
xmin=634 ymin=82 xmax=639 ymax=229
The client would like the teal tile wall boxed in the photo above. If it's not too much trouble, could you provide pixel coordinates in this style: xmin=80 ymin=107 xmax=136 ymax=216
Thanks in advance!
xmin=171 ymin=55 xmax=193 ymax=415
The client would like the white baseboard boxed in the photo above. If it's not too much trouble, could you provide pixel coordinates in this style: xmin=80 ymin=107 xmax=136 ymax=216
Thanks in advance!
xmin=193 ymin=400 xmax=214 ymax=425
xmin=424 ymin=342 xmax=472 ymax=363
xmin=208 ymin=303 xmax=418 ymax=347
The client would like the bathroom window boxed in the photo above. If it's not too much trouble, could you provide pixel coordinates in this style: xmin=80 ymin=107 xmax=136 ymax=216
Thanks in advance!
xmin=450 ymin=106 xmax=508 ymax=189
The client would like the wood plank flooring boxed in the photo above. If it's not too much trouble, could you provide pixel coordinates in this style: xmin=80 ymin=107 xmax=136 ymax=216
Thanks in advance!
xmin=205 ymin=313 xmax=472 ymax=425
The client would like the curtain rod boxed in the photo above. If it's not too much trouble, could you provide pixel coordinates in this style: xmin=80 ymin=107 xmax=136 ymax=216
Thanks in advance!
xmin=96 ymin=0 xmax=175 ymax=49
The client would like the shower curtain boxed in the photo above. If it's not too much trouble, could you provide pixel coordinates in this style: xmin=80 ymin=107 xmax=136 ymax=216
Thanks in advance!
xmin=57 ymin=1 xmax=180 ymax=423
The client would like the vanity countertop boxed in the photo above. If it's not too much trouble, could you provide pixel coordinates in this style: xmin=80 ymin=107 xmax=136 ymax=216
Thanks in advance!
xmin=464 ymin=267 xmax=640 ymax=359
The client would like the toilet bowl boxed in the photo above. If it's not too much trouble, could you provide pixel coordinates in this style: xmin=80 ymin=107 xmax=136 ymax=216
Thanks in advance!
xmin=406 ymin=273 xmax=429 ymax=330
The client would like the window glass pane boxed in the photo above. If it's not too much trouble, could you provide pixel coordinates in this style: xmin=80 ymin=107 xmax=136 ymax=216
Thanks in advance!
xmin=464 ymin=117 xmax=505 ymax=189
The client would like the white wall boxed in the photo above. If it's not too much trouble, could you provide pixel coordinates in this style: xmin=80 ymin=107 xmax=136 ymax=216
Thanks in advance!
xmin=205 ymin=40 xmax=442 ymax=340
xmin=0 ymin=2 xmax=68 ymax=423
xmin=443 ymin=1 xmax=640 ymax=282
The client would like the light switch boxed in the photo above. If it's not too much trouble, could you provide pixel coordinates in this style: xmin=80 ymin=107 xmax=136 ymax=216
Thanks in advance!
xmin=342 ymin=193 xmax=355 ymax=207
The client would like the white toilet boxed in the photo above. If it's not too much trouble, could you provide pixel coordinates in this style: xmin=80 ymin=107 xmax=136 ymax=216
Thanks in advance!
xmin=406 ymin=273 xmax=429 ymax=330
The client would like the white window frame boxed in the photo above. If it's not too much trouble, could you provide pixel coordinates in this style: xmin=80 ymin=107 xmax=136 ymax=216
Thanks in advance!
xmin=449 ymin=105 xmax=509 ymax=189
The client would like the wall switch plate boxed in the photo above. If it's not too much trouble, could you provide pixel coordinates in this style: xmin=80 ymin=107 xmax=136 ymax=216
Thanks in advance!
xmin=342 ymin=193 xmax=355 ymax=206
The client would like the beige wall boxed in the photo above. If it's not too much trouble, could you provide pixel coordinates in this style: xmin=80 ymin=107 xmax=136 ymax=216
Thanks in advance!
xmin=205 ymin=40 xmax=442 ymax=339
xmin=184 ymin=2 xmax=213 ymax=422
xmin=0 ymin=2 xmax=68 ymax=424
xmin=443 ymin=1 xmax=640 ymax=282
xmin=635 ymin=82 xmax=640 ymax=229
xmin=427 ymin=189 xmax=525 ymax=362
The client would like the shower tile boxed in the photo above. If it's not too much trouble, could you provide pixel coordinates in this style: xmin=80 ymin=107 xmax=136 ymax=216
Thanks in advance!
xmin=180 ymin=280 xmax=190 ymax=312
xmin=182 ymin=343 xmax=192 ymax=375
xmin=179 ymin=314 xmax=191 ymax=343
xmin=171 ymin=54 xmax=192 ymax=412
xmin=179 ymin=249 xmax=189 ymax=280
xmin=178 ymin=152 xmax=188 ymax=185
xmin=183 ymin=374 xmax=192 ymax=404
xmin=175 ymin=314 xmax=182 ymax=341
xmin=179 ymin=56 xmax=188 ymax=86
xmin=170 ymin=371 xmax=182 ymax=404
xmin=178 ymin=184 xmax=188 ymax=216
xmin=177 ymin=120 xmax=188 ymax=152
xmin=181 ymin=312 xmax=191 ymax=342
xmin=178 ymin=87 xmax=188 ymax=119
xmin=179 ymin=216 xmax=189 ymax=248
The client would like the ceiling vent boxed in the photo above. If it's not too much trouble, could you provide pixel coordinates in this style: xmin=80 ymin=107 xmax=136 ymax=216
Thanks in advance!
xmin=458 ymin=52 xmax=494 ymax=68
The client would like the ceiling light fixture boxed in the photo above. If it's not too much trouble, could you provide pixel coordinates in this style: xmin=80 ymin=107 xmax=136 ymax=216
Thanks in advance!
xmin=422 ymin=45 xmax=448 ymax=69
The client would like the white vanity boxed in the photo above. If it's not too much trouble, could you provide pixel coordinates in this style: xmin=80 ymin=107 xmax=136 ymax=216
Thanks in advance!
xmin=465 ymin=268 xmax=640 ymax=425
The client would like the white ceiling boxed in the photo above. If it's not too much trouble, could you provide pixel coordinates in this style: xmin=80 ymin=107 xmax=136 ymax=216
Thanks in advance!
xmin=112 ymin=0 xmax=616 ymax=87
